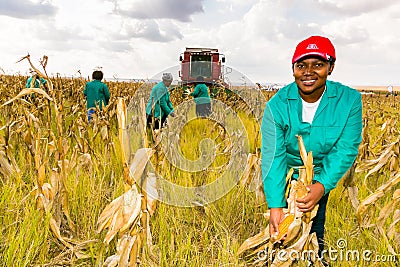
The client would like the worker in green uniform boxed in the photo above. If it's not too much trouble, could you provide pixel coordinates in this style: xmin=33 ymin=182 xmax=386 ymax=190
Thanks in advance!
xmin=83 ymin=70 xmax=110 ymax=122
xmin=25 ymin=69 xmax=47 ymax=100
xmin=26 ymin=70 xmax=47 ymax=89
xmin=145 ymin=73 xmax=175 ymax=129
xmin=261 ymin=36 xmax=362 ymax=263
xmin=190 ymin=76 xmax=211 ymax=117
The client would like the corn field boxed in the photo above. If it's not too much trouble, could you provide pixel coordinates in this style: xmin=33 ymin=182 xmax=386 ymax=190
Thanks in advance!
xmin=0 ymin=61 xmax=399 ymax=266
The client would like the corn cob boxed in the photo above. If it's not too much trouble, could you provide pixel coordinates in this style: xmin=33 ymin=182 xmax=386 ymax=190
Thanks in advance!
xmin=272 ymin=214 xmax=295 ymax=242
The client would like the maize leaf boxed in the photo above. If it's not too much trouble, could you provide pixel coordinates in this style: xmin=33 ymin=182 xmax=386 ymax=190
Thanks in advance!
xmin=358 ymin=172 xmax=400 ymax=222
xmin=97 ymin=196 xmax=124 ymax=233
xmin=146 ymin=172 xmax=158 ymax=216
xmin=101 ymin=125 xmax=108 ymax=140
xmin=119 ymin=235 xmax=137 ymax=267
xmin=2 ymin=88 xmax=53 ymax=106
xmin=129 ymin=234 xmax=140 ymax=267
xmin=347 ymin=186 xmax=359 ymax=210
xmin=0 ymin=151 xmax=14 ymax=178
xmin=296 ymin=135 xmax=308 ymax=165
xmin=104 ymin=209 xmax=126 ymax=244
xmin=363 ymin=150 xmax=394 ymax=181
xmin=287 ymin=221 xmax=312 ymax=251
xmin=97 ymin=187 xmax=143 ymax=244
xmin=377 ymin=198 xmax=398 ymax=230
xmin=284 ymin=168 xmax=294 ymax=199
xmin=103 ymin=255 xmax=120 ymax=267
xmin=119 ymin=189 xmax=142 ymax=233
xmin=237 ymin=225 xmax=270 ymax=255
xmin=49 ymin=217 xmax=73 ymax=249
xmin=305 ymin=151 xmax=313 ymax=185
xmin=387 ymin=210 xmax=400 ymax=238
xmin=128 ymin=148 xmax=154 ymax=186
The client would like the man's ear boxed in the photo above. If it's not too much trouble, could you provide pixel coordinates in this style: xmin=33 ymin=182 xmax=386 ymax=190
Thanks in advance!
xmin=328 ymin=63 xmax=335 ymax=75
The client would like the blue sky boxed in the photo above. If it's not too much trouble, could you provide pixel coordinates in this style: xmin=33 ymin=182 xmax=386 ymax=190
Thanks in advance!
xmin=0 ymin=0 xmax=399 ymax=86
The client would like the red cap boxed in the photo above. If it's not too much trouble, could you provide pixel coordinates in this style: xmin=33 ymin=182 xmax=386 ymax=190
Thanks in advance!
xmin=292 ymin=36 xmax=336 ymax=64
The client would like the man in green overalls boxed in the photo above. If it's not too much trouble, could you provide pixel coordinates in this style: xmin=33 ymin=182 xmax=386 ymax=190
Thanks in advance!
xmin=83 ymin=70 xmax=110 ymax=122
xmin=25 ymin=69 xmax=47 ymax=100
xmin=190 ymin=76 xmax=211 ymax=117
xmin=145 ymin=73 xmax=175 ymax=129
xmin=261 ymin=36 xmax=362 ymax=264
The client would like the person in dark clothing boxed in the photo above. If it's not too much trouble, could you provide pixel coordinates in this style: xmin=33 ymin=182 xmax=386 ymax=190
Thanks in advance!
xmin=83 ymin=70 xmax=110 ymax=122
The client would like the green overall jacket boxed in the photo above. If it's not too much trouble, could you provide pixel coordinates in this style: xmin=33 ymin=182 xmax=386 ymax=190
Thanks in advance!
xmin=145 ymin=82 xmax=174 ymax=119
xmin=190 ymin=83 xmax=210 ymax=104
xmin=83 ymin=80 xmax=110 ymax=110
xmin=26 ymin=76 xmax=47 ymax=88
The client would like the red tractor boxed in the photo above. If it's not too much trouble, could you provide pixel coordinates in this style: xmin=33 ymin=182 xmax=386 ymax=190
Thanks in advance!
xmin=179 ymin=48 xmax=226 ymax=87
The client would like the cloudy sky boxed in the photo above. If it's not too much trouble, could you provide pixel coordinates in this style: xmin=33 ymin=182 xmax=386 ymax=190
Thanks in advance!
xmin=0 ymin=0 xmax=399 ymax=86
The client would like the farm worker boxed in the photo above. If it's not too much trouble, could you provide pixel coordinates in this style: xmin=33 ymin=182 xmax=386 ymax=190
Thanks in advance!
xmin=261 ymin=36 xmax=362 ymax=262
xmin=387 ymin=84 xmax=393 ymax=96
xmin=83 ymin=70 xmax=110 ymax=122
xmin=145 ymin=73 xmax=175 ymax=129
xmin=26 ymin=69 xmax=47 ymax=99
xmin=26 ymin=69 xmax=47 ymax=89
xmin=190 ymin=76 xmax=211 ymax=117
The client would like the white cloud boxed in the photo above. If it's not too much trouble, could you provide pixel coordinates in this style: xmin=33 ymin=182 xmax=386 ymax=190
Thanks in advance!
xmin=113 ymin=0 xmax=204 ymax=22
xmin=317 ymin=0 xmax=399 ymax=14
xmin=122 ymin=19 xmax=183 ymax=42
xmin=0 ymin=0 xmax=57 ymax=19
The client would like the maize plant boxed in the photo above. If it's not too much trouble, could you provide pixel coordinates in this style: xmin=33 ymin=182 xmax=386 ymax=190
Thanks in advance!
xmin=237 ymin=135 xmax=324 ymax=266
xmin=3 ymin=55 xmax=98 ymax=257
xmin=97 ymin=98 xmax=159 ymax=267
xmin=0 ymin=55 xmax=143 ymax=265
xmin=355 ymin=137 xmax=400 ymax=255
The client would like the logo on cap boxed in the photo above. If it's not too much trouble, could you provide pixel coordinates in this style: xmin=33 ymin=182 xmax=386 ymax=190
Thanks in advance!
xmin=306 ymin=44 xmax=319 ymax=50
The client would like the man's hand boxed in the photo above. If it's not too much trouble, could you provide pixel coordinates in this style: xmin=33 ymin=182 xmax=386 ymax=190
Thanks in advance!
xmin=269 ymin=208 xmax=285 ymax=238
xmin=296 ymin=182 xmax=325 ymax=212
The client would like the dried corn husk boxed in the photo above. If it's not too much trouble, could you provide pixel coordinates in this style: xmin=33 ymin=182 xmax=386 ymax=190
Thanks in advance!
xmin=237 ymin=226 xmax=270 ymax=255
xmin=96 ymin=186 xmax=143 ymax=244
xmin=238 ymin=135 xmax=320 ymax=266
xmin=0 ymin=150 xmax=15 ymax=178
xmin=357 ymin=172 xmax=400 ymax=223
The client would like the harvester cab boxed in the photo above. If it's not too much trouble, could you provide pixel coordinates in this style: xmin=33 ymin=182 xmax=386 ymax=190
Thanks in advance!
xmin=179 ymin=48 xmax=228 ymax=90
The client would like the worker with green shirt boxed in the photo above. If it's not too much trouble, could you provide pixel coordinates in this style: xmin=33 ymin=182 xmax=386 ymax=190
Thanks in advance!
xmin=146 ymin=73 xmax=175 ymax=129
xmin=261 ymin=36 xmax=362 ymax=264
xmin=25 ymin=69 xmax=47 ymax=100
xmin=190 ymin=76 xmax=211 ymax=117
xmin=83 ymin=70 xmax=110 ymax=122
xmin=26 ymin=71 xmax=47 ymax=89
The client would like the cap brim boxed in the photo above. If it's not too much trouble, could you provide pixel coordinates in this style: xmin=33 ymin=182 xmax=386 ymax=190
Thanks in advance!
xmin=292 ymin=52 xmax=328 ymax=64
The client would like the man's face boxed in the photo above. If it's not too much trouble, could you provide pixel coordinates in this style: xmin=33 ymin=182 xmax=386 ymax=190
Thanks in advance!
xmin=163 ymin=80 xmax=172 ymax=87
xmin=293 ymin=57 xmax=334 ymax=102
